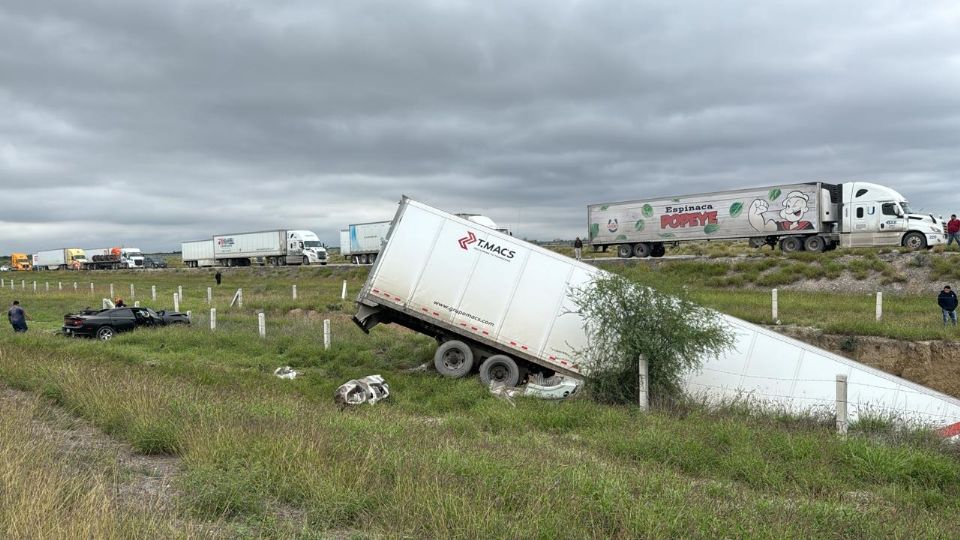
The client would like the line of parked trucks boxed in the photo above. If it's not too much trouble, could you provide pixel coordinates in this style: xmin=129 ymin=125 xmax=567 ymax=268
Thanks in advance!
xmin=5 ymin=247 xmax=167 ymax=272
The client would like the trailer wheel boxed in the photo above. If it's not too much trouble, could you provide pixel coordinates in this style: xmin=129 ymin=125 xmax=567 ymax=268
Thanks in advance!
xmin=902 ymin=232 xmax=926 ymax=250
xmin=803 ymin=236 xmax=825 ymax=252
xmin=632 ymin=243 xmax=652 ymax=258
xmin=616 ymin=244 xmax=632 ymax=258
xmin=779 ymin=237 xmax=802 ymax=253
xmin=434 ymin=340 xmax=474 ymax=378
xmin=748 ymin=237 xmax=766 ymax=249
xmin=479 ymin=355 xmax=521 ymax=387
xmin=650 ymin=243 xmax=666 ymax=258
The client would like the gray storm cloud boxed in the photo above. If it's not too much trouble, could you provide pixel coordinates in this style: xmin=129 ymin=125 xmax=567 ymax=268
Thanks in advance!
xmin=1 ymin=0 xmax=958 ymax=252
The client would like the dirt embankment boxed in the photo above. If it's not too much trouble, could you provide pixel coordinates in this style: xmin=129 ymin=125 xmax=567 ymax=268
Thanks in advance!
xmin=775 ymin=326 xmax=960 ymax=398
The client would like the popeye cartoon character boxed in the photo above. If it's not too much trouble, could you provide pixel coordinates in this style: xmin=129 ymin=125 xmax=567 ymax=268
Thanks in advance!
xmin=748 ymin=191 xmax=815 ymax=232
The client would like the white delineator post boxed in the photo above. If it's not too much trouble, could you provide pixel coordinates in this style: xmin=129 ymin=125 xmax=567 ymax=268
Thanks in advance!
xmin=207 ymin=287 xmax=212 ymax=304
xmin=46 ymin=282 xmax=50 ymax=292
xmin=341 ymin=280 xmax=347 ymax=300
xmin=210 ymin=308 xmax=217 ymax=330
xmin=109 ymin=283 xmax=114 ymax=298
xmin=238 ymin=288 xmax=243 ymax=308
xmin=73 ymin=282 xmax=77 ymax=292
xmin=173 ymin=292 xmax=180 ymax=312
xmin=292 ymin=284 xmax=297 ymax=300
xmin=89 ymin=283 xmax=94 ymax=294
xmin=33 ymin=281 xmax=36 ymax=293
xmin=58 ymin=281 xmax=62 ymax=291
xmin=152 ymin=285 xmax=157 ymax=301
xmin=178 ymin=285 xmax=183 ymax=300
xmin=258 ymin=312 xmax=266 ymax=338
xmin=134 ymin=301 xmax=140 ymax=307
xmin=323 ymin=319 xmax=331 ymax=350
xmin=22 ymin=279 xmax=25 ymax=289
xmin=875 ymin=291 xmax=883 ymax=321
xmin=638 ymin=354 xmax=649 ymax=411
xmin=130 ymin=283 xmax=135 ymax=298
xmin=771 ymin=288 xmax=779 ymax=321
xmin=836 ymin=374 xmax=848 ymax=435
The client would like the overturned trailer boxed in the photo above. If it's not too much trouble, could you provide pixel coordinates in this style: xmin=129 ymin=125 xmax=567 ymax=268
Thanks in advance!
xmin=353 ymin=198 xmax=960 ymax=432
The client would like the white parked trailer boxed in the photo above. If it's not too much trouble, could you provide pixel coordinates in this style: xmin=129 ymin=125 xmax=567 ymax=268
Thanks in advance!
xmin=354 ymin=197 xmax=960 ymax=433
xmin=181 ymin=240 xmax=215 ymax=268
xmin=340 ymin=221 xmax=391 ymax=264
xmin=212 ymin=229 xmax=327 ymax=266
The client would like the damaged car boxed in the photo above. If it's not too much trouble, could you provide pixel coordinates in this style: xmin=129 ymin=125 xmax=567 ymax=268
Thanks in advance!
xmin=62 ymin=306 xmax=191 ymax=340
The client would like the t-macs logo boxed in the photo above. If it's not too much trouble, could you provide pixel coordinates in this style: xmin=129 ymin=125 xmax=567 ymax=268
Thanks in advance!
xmin=457 ymin=231 xmax=516 ymax=260
xmin=217 ymin=238 xmax=235 ymax=247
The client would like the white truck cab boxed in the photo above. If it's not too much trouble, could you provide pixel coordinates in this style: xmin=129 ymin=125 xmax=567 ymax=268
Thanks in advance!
xmin=287 ymin=230 xmax=328 ymax=265
xmin=839 ymin=182 xmax=944 ymax=249
xmin=120 ymin=248 xmax=145 ymax=268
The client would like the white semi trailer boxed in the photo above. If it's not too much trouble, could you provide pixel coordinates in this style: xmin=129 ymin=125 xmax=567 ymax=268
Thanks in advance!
xmin=339 ymin=221 xmax=391 ymax=264
xmin=353 ymin=197 xmax=960 ymax=433
xmin=181 ymin=240 xmax=215 ymax=268
xmin=33 ymin=248 xmax=87 ymax=271
xmin=589 ymin=182 xmax=945 ymax=257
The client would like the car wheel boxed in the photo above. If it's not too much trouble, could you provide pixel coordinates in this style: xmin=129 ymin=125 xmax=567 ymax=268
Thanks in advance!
xmin=433 ymin=340 xmax=475 ymax=378
xmin=479 ymin=355 xmax=521 ymax=387
xmin=96 ymin=326 xmax=116 ymax=341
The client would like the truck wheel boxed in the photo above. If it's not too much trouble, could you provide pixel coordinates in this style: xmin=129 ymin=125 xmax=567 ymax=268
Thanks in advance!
xmin=479 ymin=355 xmax=521 ymax=387
xmin=434 ymin=340 xmax=474 ymax=378
xmin=632 ymin=243 xmax=652 ymax=258
xmin=902 ymin=232 xmax=926 ymax=250
xmin=302 ymin=256 xmax=310 ymax=266
xmin=651 ymin=243 xmax=666 ymax=257
xmin=779 ymin=237 xmax=802 ymax=253
xmin=96 ymin=326 xmax=116 ymax=341
xmin=617 ymin=244 xmax=632 ymax=258
xmin=748 ymin=237 xmax=766 ymax=249
xmin=803 ymin=236 xmax=825 ymax=252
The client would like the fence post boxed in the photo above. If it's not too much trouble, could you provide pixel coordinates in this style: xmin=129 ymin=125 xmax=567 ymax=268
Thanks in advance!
xmin=73 ymin=282 xmax=77 ymax=292
xmin=638 ymin=354 xmax=649 ymax=411
xmin=771 ymin=288 xmax=778 ymax=321
xmin=46 ymin=282 xmax=50 ymax=292
xmin=292 ymin=284 xmax=297 ymax=300
xmin=258 ymin=312 xmax=266 ymax=338
xmin=186 ymin=310 xmax=192 ymax=319
xmin=210 ymin=308 xmax=217 ymax=330
xmin=89 ymin=283 xmax=93 ymax=294
xmin=134 ymin=301 xmax=140 ymax=307
xmin=238 ymin=288 xmax=243 ymax=308
xmin=875 ymin=291 xmax=883 ymax=321
xmin=1 ymin=278 xmax=3 ymax=287
xmin=33 ymin=281 xmax=36 ymax=293
xmin=109 ymin=283 xmax=114 ymax=299
xmin=151 ymin=285 xmax=157 ymax=301
xmin=22 ymin=279 xmax=26 ymax=289
xmin=207 ymin=287 xmax=212 ymax=304
xmin=130 ymin=283 xmax=135 ymax=299
xmin=173 ymin=292 xmax=180 ymax=312
xmin=341 ymin=280 xmax=347 ymax=300
xmin=836 ymin=374 xmax=848 ymax=435
xmin=178 ymin=285 xmax=183 ymax=301
xmin=323 ymin=319 xmax=331 ymax=350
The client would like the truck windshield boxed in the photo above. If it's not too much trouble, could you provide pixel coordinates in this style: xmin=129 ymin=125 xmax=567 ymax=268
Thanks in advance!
xmin=900 ymin=202 xmax=915 ymax=214
xmin=303 ymin=241 xmax=323 ymax=248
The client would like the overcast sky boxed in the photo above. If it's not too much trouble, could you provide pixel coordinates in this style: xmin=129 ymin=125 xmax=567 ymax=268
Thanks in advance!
xmin=1 ymin=0 xmax=958 ymax=253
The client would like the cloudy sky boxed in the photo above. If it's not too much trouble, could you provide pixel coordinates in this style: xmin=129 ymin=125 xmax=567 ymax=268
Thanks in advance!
xmin=1 ymin=0 xmax=958 ymax=253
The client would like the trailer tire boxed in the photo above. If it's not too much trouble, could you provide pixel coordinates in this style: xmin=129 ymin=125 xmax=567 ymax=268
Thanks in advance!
xmin=748 ymin=237 xmax=766 ymax=249
xmin=479 ymin=355 xmax=521 ymax=387
xmin=902 ymin=232 xmax=926 ymax=250
xmin=651 ymin=243 xmax=666 ymax=257
xmin=434 ymin=340 xmax=474 ymax=379
xmin=617 ymin=244 xmax=632 ymax=258
xmin=803 ymin=235 xmax=825 ymax=252
xmin=779 ymin=237 xmax=802 ymax=253
xmin=632 ymin=243 xmax=652 ymax=258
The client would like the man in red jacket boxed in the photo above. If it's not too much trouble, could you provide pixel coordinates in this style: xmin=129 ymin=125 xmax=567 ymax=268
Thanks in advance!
xmin=948 ymin=214 xmax=960 ymax=248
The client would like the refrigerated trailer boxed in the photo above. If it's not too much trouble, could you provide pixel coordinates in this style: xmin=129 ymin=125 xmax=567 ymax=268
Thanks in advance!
xmin=181 ymin=240 xmax=215 ymax=268
xmin=33 ymin=248 xmax=86 ymax=271
xmin=588 ymin=182 xmax=945 ymax=257
xmin=354 ymin=198 xmax=960 ymax=432
xmin=339 ymin=221 xmax=391 ymax=264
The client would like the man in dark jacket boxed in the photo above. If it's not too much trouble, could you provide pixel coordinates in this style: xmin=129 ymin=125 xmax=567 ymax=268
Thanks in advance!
xmin=7 ymin=300 xmax=27 ymax=332
xmin=573 ymin=237 xmax=583 ymax=261
xmin=938 ymin=285 xmax=958 ymax=326
xmin=948 ymin=215 xmax=960 ymax=248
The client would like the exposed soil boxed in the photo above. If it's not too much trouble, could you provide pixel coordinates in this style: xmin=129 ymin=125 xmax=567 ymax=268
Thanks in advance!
xmin=774 ymin=326 xmax=960 ymax=398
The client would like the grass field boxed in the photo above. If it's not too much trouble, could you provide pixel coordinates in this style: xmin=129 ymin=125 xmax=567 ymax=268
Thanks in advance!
xmin=1 ymin=267 xmax=959 ymax=537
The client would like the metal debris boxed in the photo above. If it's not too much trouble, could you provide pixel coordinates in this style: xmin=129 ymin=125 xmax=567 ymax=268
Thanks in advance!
xmin=334 ymin=375 xmax=390 ymax=408
xmin=488 ymin=374 xmax=582 ymax=404
xmin=273 ymin=366 xmax=300 ymax=380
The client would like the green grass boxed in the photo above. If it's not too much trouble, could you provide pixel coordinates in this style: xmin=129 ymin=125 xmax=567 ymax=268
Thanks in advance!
xmin=1 ymin=267 xmax=960 ymax=537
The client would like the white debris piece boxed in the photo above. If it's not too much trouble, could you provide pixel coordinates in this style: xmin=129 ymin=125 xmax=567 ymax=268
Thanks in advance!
xmin=273 ymin=366 xmax=300 ymax=380
xmin=334 ymin=375 xmax=390 ymax=408
xmin=489 ymin=374 xmax=582 ymax=404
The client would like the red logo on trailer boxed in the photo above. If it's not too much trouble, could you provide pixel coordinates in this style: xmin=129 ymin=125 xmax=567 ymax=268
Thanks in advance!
xmin=458 ymin=231 xmax=477 ymax=250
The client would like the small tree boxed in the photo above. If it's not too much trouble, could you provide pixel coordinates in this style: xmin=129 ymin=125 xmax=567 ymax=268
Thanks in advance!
xmin=572 ymin=274 xmax=734 ymax=405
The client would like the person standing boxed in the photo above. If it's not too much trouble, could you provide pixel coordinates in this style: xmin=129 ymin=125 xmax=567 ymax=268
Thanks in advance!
xmin=938 ymin=285 xmax=958 ymax=326
xmin=573 ymin=237 xmax=583 ymax=261
xmin=215 ymin=270 xmax=222 ymax=286
xmin=7 ymin=300 xmax=27 ymax=333
xmin=947 ymin=215 xmax=960 ymax=248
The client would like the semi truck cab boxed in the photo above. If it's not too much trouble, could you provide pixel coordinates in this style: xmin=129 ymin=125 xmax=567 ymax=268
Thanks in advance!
xmin=121 ymin=248 xmax=145 ymax=268
xmin=10 ymin=253 xmax=31 ymax=271
xmin=837 ymin=182 xmax=944 ymax=249
xmin=287 ymin=230 xmax=328 ymax=265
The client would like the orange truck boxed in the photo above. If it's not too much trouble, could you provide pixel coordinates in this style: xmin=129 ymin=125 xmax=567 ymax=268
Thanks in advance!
xmin=10 ymin=253 xmax=32 ymax=271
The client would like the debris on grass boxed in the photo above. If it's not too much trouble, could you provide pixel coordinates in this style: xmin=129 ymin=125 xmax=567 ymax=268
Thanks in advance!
xmin=273 ymin=366 xmax=300 ymax=380
xmin=334 ymin=375 xmax=390 ymax=408
xmin=489 ymin=374 xmax=582 ymax=405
